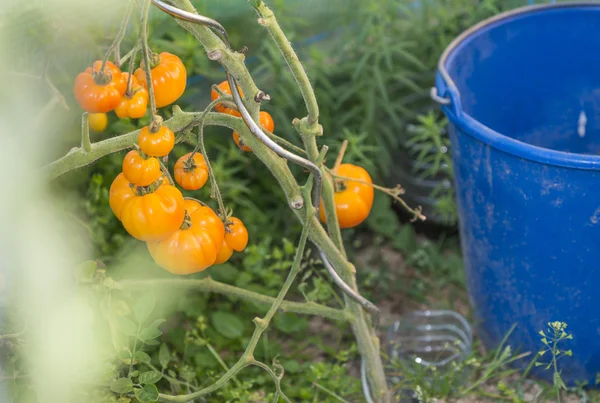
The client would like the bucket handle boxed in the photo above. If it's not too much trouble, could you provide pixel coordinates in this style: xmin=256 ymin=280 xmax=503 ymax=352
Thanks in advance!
xmin=430 ymin=87 xmax=451 ymax=106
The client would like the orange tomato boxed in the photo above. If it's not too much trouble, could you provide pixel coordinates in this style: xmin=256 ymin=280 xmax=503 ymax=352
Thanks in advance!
xmin=174 ymin=152 xmax=209 ymax=190
xmin=319 ymin=164 xmax=374 ymax=229
xmin=183 ymin=198 xmax=203 ymax=215
xmin=214 ymin=217 xmax=249 ymax=264
xmin=138 ymin=125 xmax=175 ymax=157
xmin=115 ymin=73 xmax=148 ymax=119
xmin=231 ymin=111 xmax=274 ymax=152
xmin=134 ymin=52 xmax=186 ymax=108
xmin=122 ymin=150 xmax=162 ymax=187
xmin=211 ymin=80 xmax=243 ymax=115
xmin=109 ymin=173 xmax=136 ymax=221
xmin=88 ymin=113 xmax=108 ymax=132
xmin=147 ymin=203 xmax=225 ymax=274
xmin=120 ymin=184 xmax=185 ymax=241
xmin=232 ymin=131 xmax=252 ymax=152
xmin=259 ymin=111 xmax=275 ymax=133
xmin=74 ymin=61 xmax=126 ymax=113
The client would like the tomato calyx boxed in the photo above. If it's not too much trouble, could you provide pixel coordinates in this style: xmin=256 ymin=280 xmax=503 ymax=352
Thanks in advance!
xmin=129 ymin=176 xmax=166 ymax=196
xmin=140 ymin=51 xmax=161 ymax=70
xmin=180 ymin=211 xmax=193 ymax=230
xmin=183 ymin=154 xmax=199 ymax=172
xmin=149 ymin=115 xmax=164 ymax=133
xmin=221 ymin=208 xmax=235 ymax=234
xmin=91 ymin=64 xmax=113 ymax=85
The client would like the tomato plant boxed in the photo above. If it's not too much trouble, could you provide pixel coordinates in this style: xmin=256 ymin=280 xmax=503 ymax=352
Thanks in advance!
xmin=211 ymin=80 xmax=243 ymax=116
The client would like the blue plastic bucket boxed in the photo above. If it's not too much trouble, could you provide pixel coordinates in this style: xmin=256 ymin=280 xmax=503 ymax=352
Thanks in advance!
xmin=434 ymin=2 xmax=600 ymax=384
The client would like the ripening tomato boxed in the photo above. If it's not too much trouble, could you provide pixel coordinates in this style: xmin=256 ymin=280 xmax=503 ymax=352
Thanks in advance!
xmin=214 ymin=217 xmax=248 ymax=264
xmin=183 ymin=198 xmax=203 ymax=215
xmin=120 ymin=184 xmax=185 ymax=241
xmin=138 ymin=125 xmax=175 ymax=157
xmin=109 ymin=173 xmax=136 ymax=221
xmin=174 ymin=152 xmax=209 ymax=190
xmin=211 ymin=80 xmax=243 ymax=115
xmin=319 ymin=164 xmax=374 ymax=229
xmin=88 ymin=113 xmax=108 ymax=132
xmin=74 ymin=61 xmax=127 ymax=113
xmin=115 ymin=73 xmax=148 ymax=119
xmin=134 ymin=52 xmax=186 ymax=108
xmin=122 ymin=150 xmax=162 ymax=187
xmin=147 ymin=202 xmax=225 ymax=274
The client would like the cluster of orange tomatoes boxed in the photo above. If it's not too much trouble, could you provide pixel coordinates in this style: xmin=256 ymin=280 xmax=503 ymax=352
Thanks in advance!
xmin=73 ymin=53 xmax=248 ymax=275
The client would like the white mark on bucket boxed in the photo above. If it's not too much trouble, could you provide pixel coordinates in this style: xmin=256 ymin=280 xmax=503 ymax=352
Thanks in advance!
xmin=590 ymin=207 xmax=600 ymax=224
xmin=578 ymin=110 xmax=587 ymax=138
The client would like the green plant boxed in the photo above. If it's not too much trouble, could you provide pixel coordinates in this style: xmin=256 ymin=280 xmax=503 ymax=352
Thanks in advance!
xmin=536 ymin=321 xmax=573 ymax=402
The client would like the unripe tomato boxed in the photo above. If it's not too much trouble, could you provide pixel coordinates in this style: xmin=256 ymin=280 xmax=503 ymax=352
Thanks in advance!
xmin=231 ymin=111 xmax=275 ymax=152
xmin=138 ymin=125 xmax=175 ymax=157
xmin=122 ymin=150 xmax=162 ymax=187
xmin=174 ymin=152 xmax=209 ymax=190
xmin=147 ymin=203 xmax=225 ymax=274
xmin=319 ymin=164 xmax=374 ymax=229
xmin=74 ymin=61 xmax=127 ymax=113
xmin=134 ymin=52 xmax=186 ymax=108
xmin=115 ymin=73 xmax=148 ymax=119
xmin=211 ymin=80 xmax=243 ymax=115
xmin=89 ymin=113 xmax=108 ymax=132
xmin=120 ymin=185 xmax=185 ymax=241
xmin=214 ymin=217 xmax=248 ymax=264
xmin=109 ymin=173 xmax=136 ymax=221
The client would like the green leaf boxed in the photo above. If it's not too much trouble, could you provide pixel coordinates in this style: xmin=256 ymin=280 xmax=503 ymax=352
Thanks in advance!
xmin=139 ymin=371 xmax=162 ymax=385
xmin=76 ymin=260 xmax=97 ymax=283
xmin=116 ymin=317 xmax=138 ymax=337
xmin=149 ymin=319 xmax=167 ymax=329
xmin=110 ymin=377 xmax=134 ymax=394
xmin=159 ymin=343 xmax=171 ymax=369
xmin=211 ymin=311 xmax=245 ymax=339
xmin=134 ymin=294 xmax=156 ymax=324
xmin=283 ymin=359 xmax=301 ymax=373
xmin=139 ymin=327 xmax=162 ymax=342
xmin=274 ymin=313 xmax=308 ymax=334
xmin=130 ymin=371 xmax=140 ymax=378
xmin=134 ymin=384 xmax=159 ymax=402
xmin=134 ymin=351 xmax=151 ymax=364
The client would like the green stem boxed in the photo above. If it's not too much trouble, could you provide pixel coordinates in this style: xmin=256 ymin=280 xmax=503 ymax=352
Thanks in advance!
xmin=251 ymin=361 xmax=291 ymax=403
xmin=42 ymin=109 xmax=235 ymax=181
xmin=197 ymin=123 xmax=227 ymax=218
xmin=252 ymin=2 xmax=389 ymax=401
xmin=251 ymin=2 xmax=319 ymax=125
xmin=140 ymin=0 xmax=158 ymax=127
xmin=81 ymin=113 xmax=92 ymax=152
xmin=120 ymin=277 xmax=350 ymax=322
xmin=102 ymin=0 xmax=135 ymax=70
xmin=128 ymin=323 xmax=141 ymax=377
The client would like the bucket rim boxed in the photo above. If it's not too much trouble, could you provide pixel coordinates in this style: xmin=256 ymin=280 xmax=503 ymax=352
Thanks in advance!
xmin=436 ymin=1 xmax=600 ymax=170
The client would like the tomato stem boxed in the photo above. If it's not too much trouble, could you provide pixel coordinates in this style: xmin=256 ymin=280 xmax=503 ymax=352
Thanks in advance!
xmin=140 ymin=0 xmax=159 ymax=129
xmin=101 ymin=0 xmax=135 ymax=71
xmin=125 ymin=42 xmax=139 ymax=97
xmin=332 ymin=139 xmax=348 ymax=173
xmin=81 ymin=113 xmax=92 ymax=153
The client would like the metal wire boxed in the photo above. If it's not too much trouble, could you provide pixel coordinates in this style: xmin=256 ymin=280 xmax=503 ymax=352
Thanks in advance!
xmin=318 ymin=249 xmax=380 ymax=320
xmin=151 ymin=0 xmax=322 ymax=209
